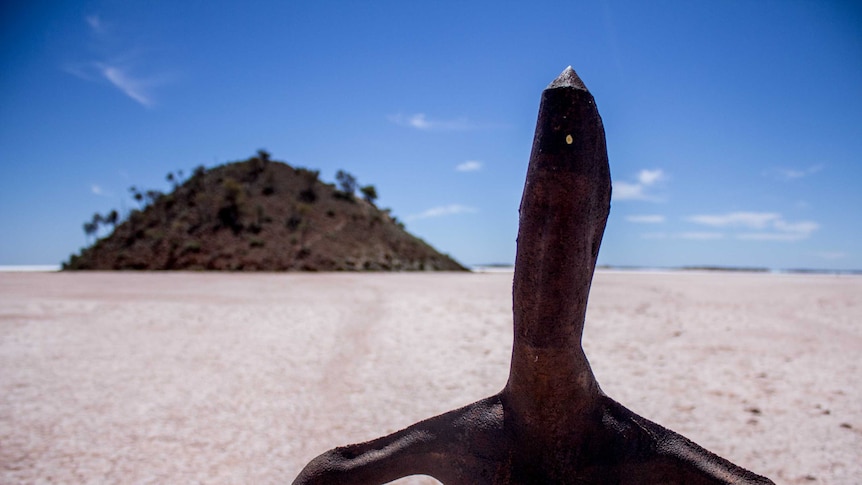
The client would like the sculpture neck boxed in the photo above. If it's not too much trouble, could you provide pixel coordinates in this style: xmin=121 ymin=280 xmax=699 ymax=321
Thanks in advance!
xmin=506 ymin=167 xmax=605 ymax=411
xmin=505 ymin=81 xmax=611 ymax=414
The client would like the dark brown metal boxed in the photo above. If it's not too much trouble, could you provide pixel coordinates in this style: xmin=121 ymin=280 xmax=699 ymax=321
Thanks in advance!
xmin=293 ymin=67 xmax=775 ymax=484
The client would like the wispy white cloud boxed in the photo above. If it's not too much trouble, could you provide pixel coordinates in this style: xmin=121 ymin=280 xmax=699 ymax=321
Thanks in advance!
xmin=625 ymin=214 xmax=665 ymax=224
xmin=637 ymin=169 xmax=664 ymax=185
xmin=686 ymin=211 xmax=818 ymax=241
xmin=613 ymin=182 xmax=647 ymax=200
xmin=63 ymin=62 xmax=96 ymax=82
xmin=613 ymin=169 xmax=666 ymax=202
xmin=686 ymin=212 xmax=780 ymax=229
xmin=388 ymin=113 xmax=479 ymax=131
xmin=773 ymin=220 xmax=819 ymax=234
xmin=456 ymin=160 xmax=482 ymax=172
xmin=736 ymin=232 xmax=809 ymax=241
xmin=407 ymin=204 xmax=478 ymax=221
xmin=765 ymin=164 xmax=824 ymax=181
xmin=91 ymin=183 xmax=118 ymax=198
xmin=679 ymin=232 xmax=725 ymax=240
xmin=66 ymin=15 xmax=170 ymax=108
xmin=815 ymin=251 xmax=846 ymax=260
xmin=85 ymin=14 xmax=105 ymax=34
xmin=98 ymin=63 xmax=155 ymax=107
xmin=641 ymin=231 xmax=725 ymax=240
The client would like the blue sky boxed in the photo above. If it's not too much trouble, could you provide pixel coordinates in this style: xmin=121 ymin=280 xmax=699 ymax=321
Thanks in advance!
xmin=1 ymin=0 xmax=860 ymax=270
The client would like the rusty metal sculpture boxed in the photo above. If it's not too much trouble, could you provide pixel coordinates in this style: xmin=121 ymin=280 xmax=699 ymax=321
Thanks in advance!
xmin=293 ymin=67 xmax=774 ymax=484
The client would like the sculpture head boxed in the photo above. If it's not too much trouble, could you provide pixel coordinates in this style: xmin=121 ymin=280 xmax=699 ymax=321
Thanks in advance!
xmin=513 ymin=66 xmax=611 ymax=349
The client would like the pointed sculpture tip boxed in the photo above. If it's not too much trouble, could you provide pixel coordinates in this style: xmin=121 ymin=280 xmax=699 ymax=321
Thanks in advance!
xmin=546 ymin=66 xmax=588 ymax=92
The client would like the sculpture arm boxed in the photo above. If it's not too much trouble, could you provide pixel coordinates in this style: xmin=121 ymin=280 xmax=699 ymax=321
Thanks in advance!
xmin=599 ymin=398 xmax=775 ymax=485
xmin=293 ymin=396 xmax=508 ymax=485
xmin=292 ymin=425 xmax=438 ymax=485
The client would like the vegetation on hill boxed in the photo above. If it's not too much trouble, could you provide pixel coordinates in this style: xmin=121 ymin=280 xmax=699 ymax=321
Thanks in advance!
xmin=64 ymin=151 xmax=467 ymax=271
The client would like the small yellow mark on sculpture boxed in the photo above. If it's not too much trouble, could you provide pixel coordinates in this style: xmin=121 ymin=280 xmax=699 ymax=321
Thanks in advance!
xmin=566 ymin=134 xmax=573 ymax=144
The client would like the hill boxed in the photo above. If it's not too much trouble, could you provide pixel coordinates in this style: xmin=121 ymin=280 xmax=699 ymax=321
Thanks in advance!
xmin=64 ymin=153 xmax=467 ymax=271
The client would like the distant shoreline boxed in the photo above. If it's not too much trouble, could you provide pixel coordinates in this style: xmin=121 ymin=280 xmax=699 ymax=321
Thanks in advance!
xmin=1 ymin=264 xmax=859 ymax=276
xmin=0 ymin=265 xmax=61 ymax=272
xmin=473 ymin=264 xmax=862 ymax=276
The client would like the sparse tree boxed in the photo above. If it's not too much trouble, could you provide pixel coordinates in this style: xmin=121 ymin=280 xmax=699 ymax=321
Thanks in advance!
xmin=298 ymin=168 xmax=319 ymax=203
xmin=248 ymin=151 xmax=270 ymax=179
xmin=83 ymin=221 xmax=98 ymax=242
xmin=84 ymin=213 xmax=103 ymax=242
xmin=335 ymin=170 xmax=358 ymax=197
xmin=188 ymin=166 xmax=206 ymax=192
xmin=129 ymin=186 xmax=144 ymax=208
xmin=105 ymin=210 xmax=119 ymax=229
xmin=145 ymin=190 xmax=163 ymax=206
xmin=360 ymin=185 xmax=378 ymax=204
xmin=257 ymin=149 xmax=271 ymax=165
xmin=166 ymin=172 xmax=179 ymax=190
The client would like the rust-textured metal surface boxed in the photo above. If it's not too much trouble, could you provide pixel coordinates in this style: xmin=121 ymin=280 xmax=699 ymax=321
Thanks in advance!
xmin=293 ymin=67 xmax=775 ymax=484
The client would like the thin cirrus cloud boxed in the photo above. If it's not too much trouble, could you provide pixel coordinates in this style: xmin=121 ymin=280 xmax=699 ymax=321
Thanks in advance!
xmin=686 ymin=212 xmax=780 ymax=229
xmin=815 ymin=251 xmax=846 ymax=260
xmin=456 ymin=160 xmax=482 ymax=172
xmin=98 ymin=63 xmax=157 ymax=107
xmin=765 ymin=164 xmax=824 ymax=181
xmin=91 ymin=183 xmax=118 ymax=199
xmin=406 ymin=204 xmax=478 ymax=221
xmin=85 ymin=14 xmax=105 ymax=34
xmin=66 ymin=14 xmax=169 ymax=108
xmin=612 ymin=169 xmax=666 ymax=202
xmin=685 ymin=211 xmax=819 ymax=241
xmin=67 ymin=61 xmax=162 ymax=108
xmin=625 ymin=214 xmax=665 ymax=224
xmin=388 ymin=113 xmax=479 ymax=131
xmin=638 ymin=232 xmax=724 ymax=240
xmin=678 ymin=232 xmax=725 ymax=240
